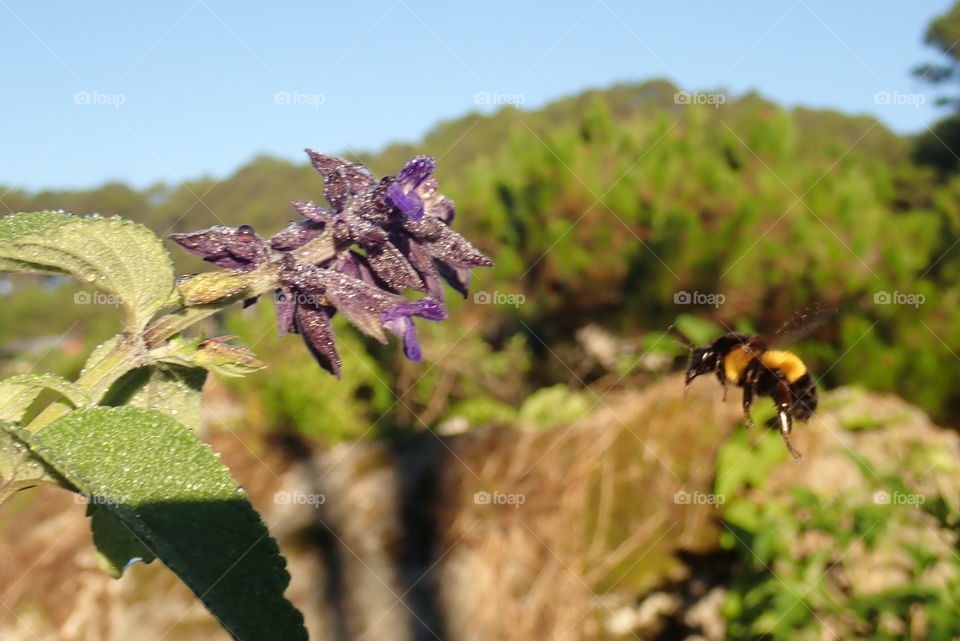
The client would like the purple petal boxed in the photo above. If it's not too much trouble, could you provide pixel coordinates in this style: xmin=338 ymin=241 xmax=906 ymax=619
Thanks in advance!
xmin=270 ymin=221 xmax=323 ymax=251
xmin=382 ymin=298 xmax=448 ymax=323
xmin=345 ymin=211 xmax=390 ymax=248
xmin=295 ymin=303 xmax=341 ymax=377
xmin=414 ymin=176 xmax=455 ymax=223
xmin=291 ymin=201 xmax=333 ymax=223
xmin=170 ymin=225 xmax=267 ymax=271
xmin=402 ymin=217 xmax=493 ymax=269
xmin=333 ymin=250 xmax=383 ymax=287
xmin=396 ymin=155 xmax=436 ymax=188
xmin=435 ymin=260 xmax=472 ymax=299
xmin=274 ymin=287 xmax=296 ymax=338
xmin=380 ymin=299 xmax=446 ymax=362
xmin=324 ymin=169 xmax=348 ymax=213
xmin=364 ymin=241 xmax=423 ymax=292
xmin=384 ymin=156 xmax=436 ymax=221
xmin=284 ymin=263 xmax=404 ymax=343
xmin=401 ymin=239 xmax=446 ymax=300
xmin=304 ymin=149 xmax=375 ymax=194
xmin=386 ymin=182 xmax=424 ymax=220
xmin=382 ymin=316 xmax=422 ymax=362
xmin=352 ymin=181 xmax=396 ymax=224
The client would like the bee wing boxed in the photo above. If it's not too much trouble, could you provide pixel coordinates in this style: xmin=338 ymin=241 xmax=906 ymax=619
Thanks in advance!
xmin=768 ymin=304 xmax=836 ymax=348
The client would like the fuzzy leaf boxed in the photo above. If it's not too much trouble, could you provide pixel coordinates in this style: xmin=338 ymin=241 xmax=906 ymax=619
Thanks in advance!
xmin=0 ymin=373 xmax=92 ymax=422
xmin=17 ymin=407 xmax=307 ymax=641
xmin=89 ymin=503 xmax=157 ymax=578
xmin=0 ymin=424 xmax=59 ymax=498
xmin=0 ymin=212 xmax=175 ymax=331
xmin=102 ymin=365 xmax=207 ymax=432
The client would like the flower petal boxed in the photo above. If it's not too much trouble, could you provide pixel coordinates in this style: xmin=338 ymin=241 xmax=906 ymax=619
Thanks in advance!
xmin=295 ymin=303 xmax=341 ymax=377
xmin=365 ymin=241 xmax=424 ymax=292
xmin=382 ymin=316 xmax=422 ymax=362
xmin=274 ymin=287 xmax=297 ymax=338
xmin=285 ymin=263 xmax=403 ymax=343
xmin=270 ymin=221 xmax=323 ymax=251
xmin=435 ymin=260 xmax=472 ymax=299
xmin=415 ymin=176 xmax=455 ymax=223
xmin=291 ymin=201 xmax=334 ymax=223
xmin=380 ymin=298 xmax=446 ymax=362
xmin=345 ymin=211 xmax=390 ymax=248
xmin=401 ymin=239 xmax=446 ymax=300
xmin=396 ymin=155 xmax=436 ymax=188
xmin=386 ymin=182 xmax=425 ymax=220
xmin=169 ymin=225 xmax=268 ymax=271
xmin=324 ymin=169 xmax=349 ymax=213
xmin=304 ymin=149 xmax=375 ymax=194
xmin=333 ymin=250 xmax=380 ymax=288
xmin=402 ymin=217 xmax=493 ymax=269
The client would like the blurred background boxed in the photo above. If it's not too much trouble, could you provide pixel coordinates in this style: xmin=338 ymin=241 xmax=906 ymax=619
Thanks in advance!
xmin=2 ymin=2 xmax=960 ymax=640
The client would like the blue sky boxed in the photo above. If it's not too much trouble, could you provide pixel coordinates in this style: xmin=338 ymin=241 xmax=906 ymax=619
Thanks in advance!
xmin=0 ymin=1 xmax=954 ymax=190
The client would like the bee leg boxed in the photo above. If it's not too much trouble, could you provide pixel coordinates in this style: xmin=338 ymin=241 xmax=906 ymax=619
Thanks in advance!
xmin=741 ymin=384 xmax=754 ymax=428
xmin=740 ymin=363 xmax=757 ymax=428
xmin=775 ymin=381 xmax=801 ymax=461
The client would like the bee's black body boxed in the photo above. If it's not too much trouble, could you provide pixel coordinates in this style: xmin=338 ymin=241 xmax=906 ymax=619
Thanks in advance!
xmin=683 ymin=332 xmax=817 ymax=460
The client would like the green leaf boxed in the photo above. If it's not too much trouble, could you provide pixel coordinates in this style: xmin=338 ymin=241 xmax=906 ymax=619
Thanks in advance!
xmin=89 ymin=504 xmax=157 ymax=578
xmin=0 ymin=373 xmax=92 ymax=422
xmin=102 ymin=365 xmax=207 ymax=432
xmin=0 ymin=423 xmax=60 ymax=500
xmin=0 ymin=212 xmax=175 ymax=331
xmin=18 ymin=407 xmax=307 ymax=641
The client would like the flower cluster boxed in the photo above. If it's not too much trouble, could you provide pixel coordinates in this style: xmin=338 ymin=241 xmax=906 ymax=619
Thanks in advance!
xmin=170 ymin=150 xmax=493 ymax=377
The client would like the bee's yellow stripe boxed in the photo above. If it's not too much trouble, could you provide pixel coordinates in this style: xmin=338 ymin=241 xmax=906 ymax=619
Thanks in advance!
xmin=759 ymin=350 xmax=807 ymax=383
xmin=723 ymin=346 xmax=754 ymax=383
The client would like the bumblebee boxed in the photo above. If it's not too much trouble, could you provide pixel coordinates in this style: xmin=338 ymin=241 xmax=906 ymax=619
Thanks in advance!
xmin=679 ymin=332 xmax=817 ymax=460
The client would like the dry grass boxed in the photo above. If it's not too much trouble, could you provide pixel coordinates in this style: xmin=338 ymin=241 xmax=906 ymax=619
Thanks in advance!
xmin=2 ymin=377 xmax=945 ymax=641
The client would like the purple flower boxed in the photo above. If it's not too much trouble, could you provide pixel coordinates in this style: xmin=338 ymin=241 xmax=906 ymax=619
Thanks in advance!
xmin=386 ymin=156 xmax=435 ymax=221
xmin=380 ymin=299 xmax=447 ymax=362
xmin=297 ymin=150 xmax=492 ymax=301
xmin=170 ymin=149 xmax=492 ymax=376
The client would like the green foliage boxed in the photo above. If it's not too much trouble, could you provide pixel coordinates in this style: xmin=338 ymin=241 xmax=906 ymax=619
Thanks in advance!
xmin=0 ymin=213 xmax=306 ymax=639
xmin=12 ymin=407 xmax=307 ymax=640
xmin=715 ymin=417 xmax=960 ymax=640
xmin=0 ymin=373 xmax=91 ymax=422
xmin=517 ymin=384 xmax=591 ymax=428
xmin=0 ymin=212 xmax=174 ymax=331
